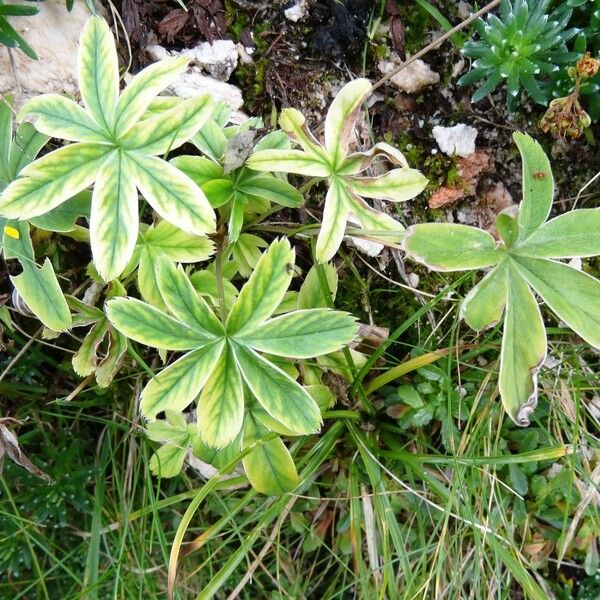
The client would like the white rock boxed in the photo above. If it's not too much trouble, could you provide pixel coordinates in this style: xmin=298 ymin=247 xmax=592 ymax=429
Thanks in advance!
xmin=568 ymin=257 xmax=582 ymax=271
xmin=181 ymin=39 xmax=238 ymax=81
xmin=0 ymin=0 xmax=94 ymax=110
xmin=432 ymin=124 xmax=478 ymax=158
xmin=345 ymin=215 xmax=384 ymax=257
xmin=168 ymin=69 xmax=244 ymax=111
xmin=285 ymin=0 xmax=310 ymax=22
xmin=378 ymin=54 xmax=439 ymax=94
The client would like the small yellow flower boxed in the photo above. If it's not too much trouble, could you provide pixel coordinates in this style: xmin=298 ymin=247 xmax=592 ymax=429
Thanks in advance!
xmin=3 ymin=225 xmax=20 ymax=239
xmin=576 ymin=53 xmax=600 ymax=79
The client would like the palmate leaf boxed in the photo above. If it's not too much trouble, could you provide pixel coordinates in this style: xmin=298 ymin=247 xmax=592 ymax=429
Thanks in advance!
xmin=405 ymin=132 xmax=600 ymax=426
xmin=0 ymin=16 xmax=216 ymax=281
xmin=247 ymin=78 xmax=427 ymax=263
xmin=107 ymin=238 xmax=357 ymax=448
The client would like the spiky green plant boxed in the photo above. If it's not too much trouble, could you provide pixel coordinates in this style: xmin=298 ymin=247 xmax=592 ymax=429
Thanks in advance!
xmin=459 ymin=0 xmax=580 ymax=110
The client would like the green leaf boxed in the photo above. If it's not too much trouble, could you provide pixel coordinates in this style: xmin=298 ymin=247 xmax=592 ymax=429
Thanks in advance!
xmin=0 ymin=143 xmax=109 ymax=219
xmin=516 ymin=209 xmax=600 ymax=258
xmin=191 ymin=119 xmax=228 ymax=161
xmin=279 ymin=108 xmax=327 ymax=159
xmin=404 ymin=224 xmax=502 ymax=271
xmin=237 ymin=173 xmax=303 ymax=208
xmin=512 ymin=132 xmax=553 ymax=241
xmin=72 ymin=319 xmax=107 ymax=376
xmin=513 ymin=256 xmax=600 ymax=348
xmin=170 ymin=155 xmax=224 ymax=187
xmin=95 ymin=328 xmax=128 ymax=388
xmin=235 ymin=309 xmax=357 ymax=358
xmin=143 ymin=220 xmax=214 ymax=262
xmin=324 ymin=78 xmax=372 ymax=169
xmin=115 ymin=57 xmax=190 ymax=136
xmin=10 ymin=259 xmax=71 ymax=331
xmin=226 ymin=238 xmax=294 ymax=335
xmin=19 ymin=94 xmax=108 ymax=143
xmin=460 ymin=261 xmax=508 ymax=331
xmin=90 ymin=150 xmax=138 ymax=281
xmin=78 ymin=17 xmax=119 ymax=134
xmin=231 ymin=233 xmax=268 ymax=278
xmin=30 ymin=191 xmax=90 ymax=232
xmin=297 ymin=264 xmax=338 ymax=309
xmin=127 ymin=152 xmax=216 ymax=236
xmin=246 ymin=149 xmax=330 ymax=177
xmin=232 ymin=344 xmax=322 ymax=435
xmin=149 ymin=439 xmax=189 ymax=478
xmin=156 ymin=256 xmax=223 ymax=335
xmin=140 ymin=341 xmax=224 ymax=420
xmin=242 ymin=415 xmax=299 ymax=495
xmin=106 ymin=297 xmax=212 ymax=350
xmin=227 ymin=197 xmax=245 ymax=242
xmin=346 ymin=168 xmax=428 ymax=202
xmin=499 ymin=261 xmax=547 ymax=426
xmin=201 ymin=178 xmax=234 ymax=208
xmin=316 ymin=177 xmax=350 ymax=263
xmin=8 ymin=122 xmax=48 ymax=180
xmin=198 ymin=342 xmax=244 ymax=448
xmin=123 ymin=95 xmax=213 ymax=155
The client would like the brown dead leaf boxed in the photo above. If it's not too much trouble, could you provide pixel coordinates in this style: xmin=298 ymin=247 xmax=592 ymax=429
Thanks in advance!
xmin=158 ymin=9 xmax=189 ymax=44
xmin=0 ymin=420 xmax=52 ymax=483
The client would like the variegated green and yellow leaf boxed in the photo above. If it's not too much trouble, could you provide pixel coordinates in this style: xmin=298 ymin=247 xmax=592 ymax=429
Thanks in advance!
xmin=198 ymin=342 xmax=244 ymax=448
xmin=19 ymin=94 xmax=109 ymax=143
xmin=345 ymin=188 xmax=405 ymax=240
xmin=141 ymin=340 xmax=224 ymax=420
xmin=123 ymin=95 xmax=213 ymax=155
xmin=515 ymin=209 xmax=600 ymax=258
xmin=324 ymin=78 xmax=372 ymax=169
xmin=236 ymin=309 xmax=357 ymax=358
xmin=279 ymin=108 xmax=327 ymax=159
xmin=8 ymin=123 xmax=48 ymax=180
xmin=513 ymin=132 xmax=554 ymax=242
xmin=78 ymin=17 xmax=119 ymax=135
xmin=316 ymin=177 xmax=349 ymax=263
xmin=404 ymin=224 xmax=502 ymax=271
xmin=138 ymin=247 xmax=166 ymax=310
xmin=128 ymin=152 xmax=216 ymax=236
xmin=106 ymin=297 xmax=210 ymax=350
xmin=237 ymin=173 xmax=303 ymax=208
xmin=513 ymin=256 xmax=600 ymax=348
xmin=170 ymin=155 xmax=224 ymax=187
xmin=95 ymin=327 xmax=128 ymax=388
xmin=346 ymin=168 xmax=428 ymax=202
xmin=156 ymin=256 xmax=224 ymax=335
xmin=0 ymin=143 xmax=109 ymax=219
xmin=143 ymin=220 xmax=215 ymax=262
xmin=232 ymin=343 xmax=322 ymax=435
xmin=226 ymin=238 xmax=294 ymax=335
xmin=72 ymin=319 xmax=107 ymax=377
xmin=242 ymin=414 xmax=299 ymax=495
xmin=460 ymin=261 xmax=508 ymax=331
xmin=90 ymin=150 xmax=139 ymax=281
xmin=115 ymin=57 xmax=190 ymax=137
xmin=246 ymin=149 xmax=330 ymax=177
xmin=499 ymin=261 xmax=547 ymax=426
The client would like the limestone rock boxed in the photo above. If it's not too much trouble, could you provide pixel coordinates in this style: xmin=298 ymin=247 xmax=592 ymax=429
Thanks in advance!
xmin=432 ymin=123 xmax=478 ymax=158
xmin=180 ymin=39 xmax=238 ymax=81
xmin=0 ymin=0 xmax=94 ymax=111
xmin=378 ymin=54 xmax=440 ymax=94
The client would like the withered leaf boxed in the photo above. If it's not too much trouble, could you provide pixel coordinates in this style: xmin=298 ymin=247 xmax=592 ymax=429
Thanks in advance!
xmin=0 ymin=421 xmax=53 ymax=483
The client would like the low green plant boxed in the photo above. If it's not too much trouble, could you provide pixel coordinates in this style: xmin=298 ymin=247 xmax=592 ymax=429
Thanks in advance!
xmin=459 ymin=0 xmax=580 ymax=111
xmin=404 ymin=132 xmax=600 ymax=425
xmin=0 ymin=0 xmax=39 ymax=59
xmin=247 ymin=78 xmax=427 ymax=262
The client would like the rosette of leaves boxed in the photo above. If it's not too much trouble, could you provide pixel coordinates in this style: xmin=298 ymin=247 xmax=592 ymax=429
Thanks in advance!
xmin=459 ymin=0 xmax=580 ymax=111
xmin=172 ymin=121 xmax=302 ymax=243
xmin=0 ymin=16 xmax=216 ymax=281
xmin=106 ymin=238 xmax=358 ymax=449
xmin=247 ymin=78 xmax=428 ymax=263
xmin=404 ymin=132 xmax=600 ymax=425
xmin=0 ymin=1 xmax=39 ymax=59
xmin=0 ymin=99 xmax=86 ymax=332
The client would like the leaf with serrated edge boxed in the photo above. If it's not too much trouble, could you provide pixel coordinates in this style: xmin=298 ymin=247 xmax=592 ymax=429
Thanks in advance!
xmin=232 ymin=343 xmax=322 ymax=435
xmin=499 ymin=261 xmax=547 ymax=427
xmin=116 ymin=57 xmax=189 ymax=136
xmin=460 ymin=261 xmax=508 ymax=331
xmin=242 ymin=414 xmax=299 ymax=495
xmin=0 ymin=143 xmax=109 ymax=219
xmin=144 ymin=220 xmax=215 ymax=262
xmin=404 ymin=224 xmax=502 ymax=271
xmin=123 ymin=95 xmax=213 ymax=155
xmin=226 ymin=238 xmax=294 ymax=334
xmin=90 ymin=150 xmax=138 ymax=281
xmin=513 ymin=256 xmax=600 ymax=348
xmin=516 ymin=209 xmax=600 ymax=258
xmin=156 ymin=256 xmax=223 ymax=335
xmin=128 ymin=152 xmax=215 ymax=236
xmin=324 ymin=78 xmax=372 ymax=169
xmin=141 ymin=341 xmax=224 ymax=420
xmin=106 ymin=297 xmax=214 ymax=350
xmin=513 ymin=132 xmax=553 ymax=241
xmin=279 ymin=108 xmax=327 ymax=159
xmin=19 ymin=95 xmax=109 ymax=143
xmin=198 ymin=342 xmax=244 ymax=448
xmin=235 ymin=309 xmax=357 ymax=358
xmin=78 ymin=17 xmax=119 ymax=134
